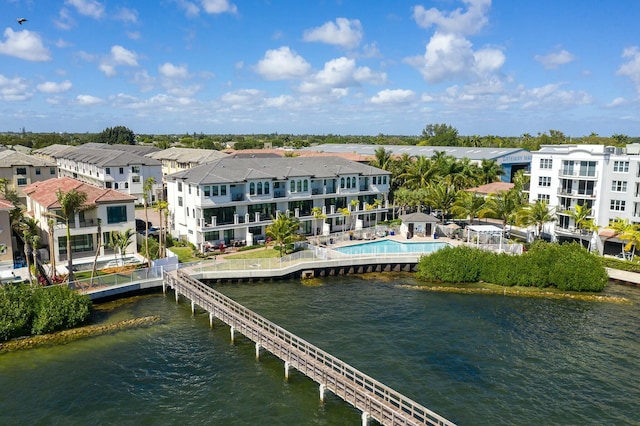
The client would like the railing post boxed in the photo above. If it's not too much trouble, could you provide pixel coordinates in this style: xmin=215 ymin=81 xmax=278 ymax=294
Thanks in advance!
xmin=209 ymin=312 xmax=214 ymax=328
xmin=319 ymin=383 xmax=325 ymax=402
xmin=191 ymin=300 xmax=195 ymax=315
xmin=361 ymin=412 xmax=369 ymax=426
xmin=255 ymin=342 xmax=260 ymax=360
xmin=284 ymin=361 xmax=290 ymax=380
xmin=230 ymin=326 xmax=235 ymax=343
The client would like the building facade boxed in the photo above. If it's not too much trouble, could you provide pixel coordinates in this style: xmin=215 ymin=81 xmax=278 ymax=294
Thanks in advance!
xmin=146 ymin=147 xmax=228 ymax=178
xmin=527 ymin=144 xmax=640 ymax=253
xmin=23 ymin=177 xmax=138 ymax=265
xmin=0 ymin=150 xmax=57 ymax=202
xmin=166 ymin=156 xmax=391 ymax=250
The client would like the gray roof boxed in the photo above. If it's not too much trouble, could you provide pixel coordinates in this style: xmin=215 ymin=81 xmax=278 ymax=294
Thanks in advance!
xmin=303 ymin=144 xmax=527 ymax=161
xmin=146 ymin=147 xmax=228 ymax=164
xmin=33 ymin=144 xmax=75 ymax=158
xmin=54 ymin=146 xmax=161 ymax=167
xmin=166 ymin=156 xmax=391 ymax=185
xmin=82 ymin=143 xmax=159 ymax=156
xmin=399 ymin=212 xmax=439 ymax=223
xmin=0 ymin=150 xmax=56 ymax=167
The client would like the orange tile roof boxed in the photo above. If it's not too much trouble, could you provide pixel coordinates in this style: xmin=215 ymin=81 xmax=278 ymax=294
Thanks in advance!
xmin=23 ymin=177 xmax=136 ymax=209
xmin=0 ymin=197 xmax=14 ymax=210
xmin=467 ymin=181 xmax=514 ymax=195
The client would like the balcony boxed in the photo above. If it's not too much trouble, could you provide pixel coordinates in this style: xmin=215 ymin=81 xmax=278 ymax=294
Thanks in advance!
xmin=558 ymin=170 xmax=598 ymax=179
xmin=557 ymin=189 xmax=597 ymax=199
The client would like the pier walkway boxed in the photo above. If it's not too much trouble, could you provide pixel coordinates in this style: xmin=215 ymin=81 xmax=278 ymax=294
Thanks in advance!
xmin=165 ymin=269 xmax=456 ymax=426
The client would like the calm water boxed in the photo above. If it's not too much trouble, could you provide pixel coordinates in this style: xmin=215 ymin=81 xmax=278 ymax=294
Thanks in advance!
xmin=334 ymin=240 xmax=449 ymax=255
xmin=1 ymin=276 xmax=639 ymax=426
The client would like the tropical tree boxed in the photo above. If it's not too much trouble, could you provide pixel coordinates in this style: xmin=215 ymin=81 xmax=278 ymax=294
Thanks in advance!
xmin=156 ymin=200 xmax=168 ymax=258
xmin=400 ymin=155 xmax=439 ymax=190
xmin=90 ymin=218 xmax=102 ymax=284
xmin=451 ymin=191 xmax=486 ymax=225
xmin=477 ymin=159 xmax=505 ymax=185
xmin=369 ymin=147 xmax=393 ymax=171
xmin=607 ymin=217 xmax=639 ymax=257
xmin=19 ymin=217 xmax=40 ymax=284
xmin=337 ymin=207 xmax=352 ymax=232
xmin=480 ymin=189 xmax=521 ymax=231
xmin=142 ymin=176 xmax=156 ymax=263
xmin=424 ymin=182 xmax=457 ymax=224
xmin=266 ymin=214 xmax=300 ymax=257
xmin=46 ymin=189 xmax=90 ymax=285
xmin=311 ymin=206 xmax=326 ymax=243
xmin=517 ymin=200 xmax=555 ymax=239
xmin=569 ymin=204 xmax=594 ymax=249
xmin=47 ymin=219 xmax=57 ymax=281
xmin=109 ymin=229 xmax=134 ymax=266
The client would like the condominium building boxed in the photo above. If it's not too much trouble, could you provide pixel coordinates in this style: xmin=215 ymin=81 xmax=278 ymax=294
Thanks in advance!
xmin=0 ymin=150 xmax=57 ymax=202
xmin=166 ymin=156 xmax=391 ymax=250
xmin=146 ymin=147 xmax=228 ymax=178
xmin=528 ymin=144 xmax=640 ymax=253
xmin=23 ymin=177 xmax=138 ymax=265
xmin=44 ymin=145 xmax=163 ymax=204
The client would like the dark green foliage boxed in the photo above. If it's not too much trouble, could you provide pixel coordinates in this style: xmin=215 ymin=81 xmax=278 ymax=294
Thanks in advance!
xmin=0 ymin=284 xmax=91 ymax=341
xmin=417 ymin=241 xmax=608 ymax=292
xmin=94 ymin=126 xmax=135 ymax=145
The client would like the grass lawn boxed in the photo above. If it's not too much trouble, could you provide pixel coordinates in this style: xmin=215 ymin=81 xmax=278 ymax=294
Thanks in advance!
xmin=169 ymin=246 xmax=200 ymax=263
xmin=225 ymin=247 xmax=282 ymax=259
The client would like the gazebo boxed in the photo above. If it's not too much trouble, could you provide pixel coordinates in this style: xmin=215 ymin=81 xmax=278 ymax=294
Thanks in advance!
xmin=399 ymin=212 xmax=440 ymax=238
xmin=466 ymin=224 xmax=504 ymax=250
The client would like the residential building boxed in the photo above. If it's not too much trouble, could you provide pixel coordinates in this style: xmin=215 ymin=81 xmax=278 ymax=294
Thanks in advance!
xmin=45 ymin=145 xmax=163 ymax=204
xmin=0 ymin=149 xmax=57 ymax=202
xmin=527 ymin=144 xmax=640 ymax=253
xmin=146 ymin=147 xmax=228 ymax=177
xmin=0 ymin=197 xmax=14 ymax=269
xmin=166 ymin=156 xmax=391 ymax=251
xmin=23 ymin=177 xmax=138 ymax=265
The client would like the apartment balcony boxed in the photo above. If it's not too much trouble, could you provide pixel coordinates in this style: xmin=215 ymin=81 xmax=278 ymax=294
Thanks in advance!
xmin=557 ymin=189 xmax=597 ymax=199
xmin=558 ymin=170 xmax=598 ymax=180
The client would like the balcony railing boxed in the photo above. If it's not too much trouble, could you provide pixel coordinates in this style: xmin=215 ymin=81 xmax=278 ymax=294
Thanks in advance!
xmin=558 ymin=170 xmax=598 ymax=179
xmin=557 ymin=189 xmax=597 ymax=198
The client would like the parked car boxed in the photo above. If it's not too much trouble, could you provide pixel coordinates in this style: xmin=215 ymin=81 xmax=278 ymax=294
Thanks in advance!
xmin=136 ymin=218 xmax=152 ymax=233
xmin=143 ymin=226 xmax=160 ymax=238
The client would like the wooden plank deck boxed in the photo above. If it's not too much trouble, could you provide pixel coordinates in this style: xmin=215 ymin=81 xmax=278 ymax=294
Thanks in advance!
xmin=166 ymin=270 xmax=456 ymax=426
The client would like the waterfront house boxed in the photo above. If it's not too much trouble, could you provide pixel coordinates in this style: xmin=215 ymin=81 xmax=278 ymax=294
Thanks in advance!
xmin=166 ymin=156 xmax=391 ymax=251
xmin=23 ymin=177 xmax=138 ymax=266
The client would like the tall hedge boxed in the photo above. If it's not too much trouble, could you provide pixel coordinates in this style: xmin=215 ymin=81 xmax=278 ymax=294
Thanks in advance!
xmin=416 ymin=241 xmax=608 ymax=292
xmin=0 ymin=284 xmax=91 ymax=341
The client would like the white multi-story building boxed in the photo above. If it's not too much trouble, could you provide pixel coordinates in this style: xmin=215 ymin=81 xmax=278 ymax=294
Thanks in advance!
xmin=51 ymin=145 xmax=163 ymax=204
xmin=146 ymin=147 xmax=228 ymax=178
xmin=23 ymin=177 xmax=138 ymax=265
xmin=166 ymin=156 xmax=391 ymax=250
xmin=528 ymin=144 xmax=640 ymax=253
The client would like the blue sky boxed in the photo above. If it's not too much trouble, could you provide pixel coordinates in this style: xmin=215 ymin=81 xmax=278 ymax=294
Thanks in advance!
xmin=2 ymin=0 xmax=640 ymax=137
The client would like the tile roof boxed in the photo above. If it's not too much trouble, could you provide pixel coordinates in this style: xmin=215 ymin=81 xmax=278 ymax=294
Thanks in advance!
xmin=147 ymin=147 xmax=228 ymax=164
xmin=166 ymin=156 xmax=391 ymax=185
xmin=23 ymin=177 xmax=136 ymax=209
xmin=0 ymin=150 xmax=56 ymax=167
xmin=467 ymin=182 xmax=515 ymax=194
xmin=81 ymin=143 xmax=159 ymax=156
xmin=53 ymin=146 xmax=161 ymax=167
xmin=0 ymin=197 xmax=14 ymax=210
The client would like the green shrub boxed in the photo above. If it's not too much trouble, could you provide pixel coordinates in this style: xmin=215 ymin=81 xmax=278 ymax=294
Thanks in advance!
xmin=0 ymin=284 xmax=34 ymax=341
xmin=416 ymin=242 xmax=607 ymax=292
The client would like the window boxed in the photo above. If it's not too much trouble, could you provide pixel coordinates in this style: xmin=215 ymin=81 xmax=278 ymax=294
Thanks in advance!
xmin=537 ymin=194 xmax=550 ymax=202
xmin=106 ymin=167 xmax=111 ymax=175
xmin=132 ymin=176 xmax=140 ymax=183
xmin=16 ymin=167 xmax=26 ymax=175
xmin=610 ymin=200 xmax=626 ymax=211
xmin=221 ymin=185 xmax=227 ymax=196
xmin=114 ymin=183 xmax=119 ymax=189
xmin=539 ymin=158 xmax=553 ymax=169
xmin=538 ymin=176 xmax=551 ymax=187
xmin=263 ymin=182 xmax=268 ymax=195
xmin=59 ymin=234 xmax=93 ymax=254
xmin=124 ymin=182 xmax=129 ymax=189
xmin=107 ymin=206 xmax=127 ymax=224
xmin=212 ymin=185 xmax=219 ymax=196
xmin=35 ymin=168 xmax=41 ymax=175
xmin=613 ymin=161 xmax=629 ymax=173
xmin=50 ymin=167 xmax=56 ymax=175
xmin=106 ymin=182 xmax=112 ymax=189
xmin=17 ymin=178 xmax=27 ymax=186
xmin=612 ymin=180 xmax=627 ymax=192
xmin=290 ymin=181 xmax=295 ymax=192
xmin=188 ymin=185 xmax=191 ymax=194
xmin=131 ymin=166 xmax=140 ymax=173
xmin=340 ymin=178 xmax=345 ymax=189
xmin=257 ymin=182 xmax=263 ymax=195
xmin=119 ymin=167 xmax=124 ymax=174
xmin=204 ymin=186 xmax=210 ymax=196
xmin=250 ymin=182 xmax=255 ymax=195
xmin=177 ymin=182 xmax=182 ymax=192
xmin=178 ymin=196 xmax=183 ymax=207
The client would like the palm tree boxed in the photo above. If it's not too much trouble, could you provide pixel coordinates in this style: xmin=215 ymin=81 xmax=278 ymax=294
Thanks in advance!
xmin=400 ymin=155 xmax=439 ymax=190
xmin=48 ymin=188 xmax=90 ymax=285
xmin=337 ymin=207 xmax=351 ymax=232
xmin=30 ymin=234 xmax=40 ymax=285
xmin=109 ymin=229 xmax=134 ymax=266
xmin=369 ymin=147 xmax=393 ymax=171
xmin=18 ymin=217 xmax=39 ymax=284
xmin=142 ymin=177 xmax=156 ymax=263
xmin=47 ymin=219 xmax=57 ymax=281
xmin=311 ymin=206 xmax=326 ymax=243
xmin=451 ymin=191 xmax=486 ymax=225
xmin=90 ymin=218 xmax=102 ymax=284
xmin=266 ymin=214 xmax=300 ymax=256
xmin=517 ymin=200 xmax=555 ymax=239
xmin=569 ymin=204 xmax=593 ymax=249
xmin=477 ymin=159 xmax=505 ymax=185
xmin=607 ymin=217 xmax=638 ymax=257
xmin=155 ymin=200 xmax=168 ymax=258
xmin=424 ymin=182 xmax=457 ymax=224
xmin=480 ymin=189 xmax=520 ymax=231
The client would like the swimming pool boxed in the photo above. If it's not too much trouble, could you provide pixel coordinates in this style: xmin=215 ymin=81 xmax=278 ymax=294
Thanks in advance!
xmin=333 ymin=239 xmax=449 ymax=255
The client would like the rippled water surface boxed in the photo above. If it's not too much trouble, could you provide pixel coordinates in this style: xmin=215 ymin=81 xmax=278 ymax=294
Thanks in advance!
xmin=1 ymin=276 xmax=638 ymax=425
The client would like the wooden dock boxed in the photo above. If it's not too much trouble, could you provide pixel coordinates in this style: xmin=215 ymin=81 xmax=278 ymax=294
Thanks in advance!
xmin=165 ymin=269 xmax=456 ymax=426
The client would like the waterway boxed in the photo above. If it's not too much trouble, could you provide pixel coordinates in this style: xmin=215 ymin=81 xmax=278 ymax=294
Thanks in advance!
xmin=0 ymin=275 xmax=638 ymax=425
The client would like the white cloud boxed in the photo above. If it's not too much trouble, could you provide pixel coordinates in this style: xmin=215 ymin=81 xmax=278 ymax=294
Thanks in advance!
xmin=606 ymin=97 xmax=626 ymax=108
xmin=303 ymin=18 xmax=363 ymax=49
xmin=221 ymin=89 xmax=263 ymax=107
xmin=54 ymin=8 xmax=75 ymax=30
xmin=99 ymin=45 xmax=139 ymax=76
xmin=127 ymin=31 xmax=141 ymax=40
xmin=200 ymin=0 xmax=237 ymax=14
xmin=298 ymin=57 xmax=386 ymax=93
xmin=534 ymin=49 xmax=576 ymax=69
xmin=0 ymin=28 xmax=51 ymax=61
xmin=65 ymin=0 xmax=105 ymax=19
xmin=617 ymin=46 xmax=640 ymax=93
xmin=37 ymin=80 xmax=72 ymax=94
xmin=254 ymin=47 xmax=311 ymax=80
xmin=76 ymin=94 xmax=103 ymax=105
xmin=408 ymin=32 xmax=504 ymax=83
xmin=0 ymin=74 xmax=30 ymax=101
xmin=159 ymin=62 xmax=190 ymax=79
xmin=521 ymin=83 xmax=592 ymax=109
xmin=115 ymin=7 xmax=138 ymax=23
xmin=174 ymin=0 xmax=200 ymax=18
xmin=370 ymin=89 xmax=416 ymax=104
xmin=412 ymin=0 xmax=491 ymax=36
